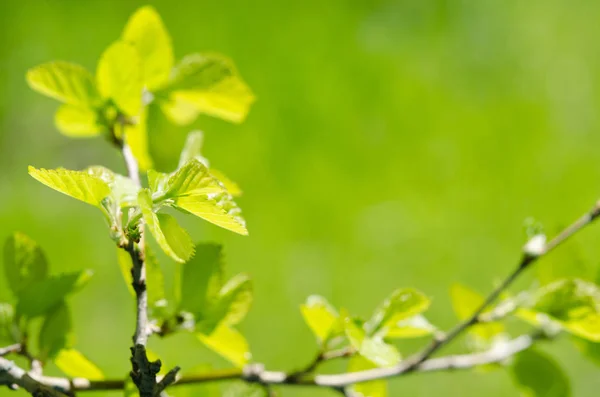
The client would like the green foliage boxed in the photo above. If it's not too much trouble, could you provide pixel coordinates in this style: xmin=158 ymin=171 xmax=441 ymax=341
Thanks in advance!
xmin=197 ymin=324 xmax=251 ymax=368
xmin=157 ymin=54 xmax=255 ymax=124
xmin=55 ymin=104 xmax=102 ymax=137
xmin=26 ymin=62 xmax=102 ymax=108
xmin=364 ymin=288 xmax=431 ymax=337
xmin=0 ymin=303 xmax=15 ymax=344
xmin=28 ymin=166 xmax=111 ymax=208
xmin=347 ymin=355 xmax=387 ymax=397
xmin=510 ymin=349 xmax=570 ymax=397
xmin=450 ymin=283 xmax=505 ymax=346
xmin=16 ymin=270 xmax=92 ymax=318
xmin=344 ymin=315 xmax=401 ymax=368
xmin=139 ymin=188 xmax=194 ymax=263
xmin=97 ymin=41 xmax=143 ymax=116
xmin=3 ymin=232 xmax=48 ymax=295
xmin=147 ymin=159 xmax=247 ymax=235
xmin=39 ymin=303 xmax=73 ymax=360
xmin=122 ymin=6 xmax=174 ymax=91
xmin=300 ymin=295 xmax=339 ymax=345
xmin=518 ymin=279 xmax=600 ymax=341
xmin=222 ymin=382 xmax=266 ymax=397
xmin=54 ymin=348 xmax=105 ymax=380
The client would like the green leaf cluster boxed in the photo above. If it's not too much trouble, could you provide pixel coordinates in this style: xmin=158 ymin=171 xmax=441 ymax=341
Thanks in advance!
xmin=1 ymin=232 xmax=102 ymax=378
xmin=26 ymin=6 xmax=255 ymax=170
xmin=117 ymin=242 xmax=253 ymax=368
xmin=300 ymin=289 xmax=433 ymax=397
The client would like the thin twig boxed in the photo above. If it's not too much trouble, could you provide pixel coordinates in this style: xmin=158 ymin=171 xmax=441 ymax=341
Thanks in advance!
xmin=393 ymin=201 xmax=600 ymax=375
xmin=0 ymin=333 xmax=540 ymax=393
xmin=0 ymin=344 xmax=21 ymax=357
xmin=0 ymin=357 xmax=67 ymax=397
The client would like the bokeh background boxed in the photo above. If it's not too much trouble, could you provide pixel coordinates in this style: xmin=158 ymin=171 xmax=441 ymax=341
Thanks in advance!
xmin=2 ymin=0 xmax=600 ymax=395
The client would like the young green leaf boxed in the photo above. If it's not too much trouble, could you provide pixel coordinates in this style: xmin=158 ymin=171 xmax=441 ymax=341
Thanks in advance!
xmin=223 ymin=382 xmax=266 ymax=397
xmin=364 ymin=288 xmax=430 ymax=335
xmin=96 ymin=41 xmax=143 ymax=115
xmin=158 ymin=54 xmax=255 ymax=124
xmin=178 ymin=243 xmax=224 ymax=314
xmin=138 ymin=189 xmax=195 ymax=263
xmin=4 ymin=232 xmax=48 ymax=296
xmin=124 ymin=106 xmax=153 ymax=170
xmin=16 ymin=270 xmax=93 ymax=318
xmin=510 ymin=349 xmax=570 ymax=397
xmin=54 ymin=104 xmax=102 ymax=137
xmin=211 ymin=273 xmax=253 ymax=327
xmin=210 ymin=168 xmax=242 ymax=197
xmin=0 ymin=303 xmax=15 ymax=344
xmin=28 ymin=166 xmax=111 ymax=207
xmin=519 ymin=279 xmax=600 ymax=341
xmin=153 ymin=160 xmax=247 ymax=235
xmin=347 ymin=355 xmax=388 ymax=397
xmin=345 ymin=316 xmax=401 ymax=368
xmin=450 ymin=283 xmax=504 ymax=341
xmin=122 ymin=5 xmax=174 ymax=91
xmin=26 ymin=62 xmax=101 ymax=107
xmin=300 ymin=295 xmax=339 ymax=345
xmin=54 ymin=348 xmax=104 ymax=380
xmin=197 ymin=324 xmax=251 ymax=368
xmin=159 ymin=94 xmax=200 ymax=125
xmin=382 ymin=315 xmax=435 ymax=339
xmin=39 ymin=303 xmax=73 ymax=360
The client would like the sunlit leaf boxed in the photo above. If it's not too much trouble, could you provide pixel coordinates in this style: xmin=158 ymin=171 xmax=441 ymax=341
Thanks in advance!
xmin=0 ymin=303 xmax=15 ymax=344
xmin=138 ymin=189 xmax=194 ymax=263
xmin=26 ymin=61 xmax=101 ymax=107
xmin=223 ymin=382 xmax=266 ymax=397
xmin=345 ymin=316 xmax=400 ymax=368
xmin=179 ymin=243 xmax=224 ymax=314
xmin=39 ymin=303 xmax=73 ymax=360
xmin=16 ymin=270 xmax=93 ymax=318
xmin=154 ymin=160 xmax=247 ymax=235
xmin=159 ymin=54 xmax=255 ymax=124
xmin=159 ymin=95 xmax=200 ymax=125
xmin=450 ymin=283 xmax=504 ymax=341
xmin=210 ymin=168 xmax=242 ymax=197
xmin=510 ymin=349 xmax=570 ymax=397
xmin=122 ymin=5 xmax=174 ymax=90
xmin=125 ymin=105 xmax=153 ymax=170
xmin=365 ymin=288 xmax=430 ymax=335
xmin=300 ymin=295 xmax=339 ymax=344
xmin=197 ymin=324 xmax=251 ymax=367
xmin=211 ymin=273 xmax=253 ymax=327
xmin=28 ymin=166 xmax=110 ymax=207
xmin=348 ymin=355 xmax=388 ymax=397
xmin=519 ymin=279 xmax=600 ymax=341
xmin=97 ymin=41 xmax=143 ymax=115
xmin=54 ymin=104 xmax=102 ymax=137
xmin=86 ymin=166 xmax=139 ymax=207
xmin=54 ymin=348 xmax=104 ymax=380
xmin=382 ymin=315 xmax=435 ymax=339
xmin=4 ymin=232 xmax=48 ymax=296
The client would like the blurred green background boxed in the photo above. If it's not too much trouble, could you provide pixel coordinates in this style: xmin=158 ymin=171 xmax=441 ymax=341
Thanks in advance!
xmin=2 ymin=0 xmax=600 ymax=395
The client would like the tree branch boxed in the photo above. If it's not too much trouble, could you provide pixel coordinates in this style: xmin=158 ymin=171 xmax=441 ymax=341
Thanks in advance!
xmin=120 ymin=141 xmax=180 ymax=397
xmin=388 ymin=200 xmax=600 ymax=375
xmin=0 ymin=357 xmax=68 ymax=397
xmin=0 ymin=333 xmax=540 ymax=394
